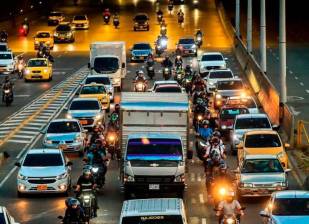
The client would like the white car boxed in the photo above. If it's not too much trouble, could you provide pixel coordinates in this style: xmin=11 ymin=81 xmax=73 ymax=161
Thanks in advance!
xmin=205 ymin=69 xmax=234 ymax=94
xmin=16 ymin=148 xmax=72 ymax=196
xmin=198 ymin=52 xmax=227 ymax=76
xmin=0 ymin=207 xmax=20 ymax=224
xmin=83 ymin=75 xmax=114 ymax=101
xmin=148 ymin=80 xmax=179 ymax=92
xmin=0 ymin=51 xmax=14 ymax=74
xmin=226 ymin=96 xmax=259 ymax=114
xmin=72 ymin=15 xmax=89 ymax=29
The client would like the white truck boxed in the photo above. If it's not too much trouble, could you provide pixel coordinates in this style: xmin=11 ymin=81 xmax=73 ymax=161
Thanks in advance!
xmin=120 ymin=92 xmax=191 ymax=199
xmin=89 ymin=42 xmax=126 ymax=91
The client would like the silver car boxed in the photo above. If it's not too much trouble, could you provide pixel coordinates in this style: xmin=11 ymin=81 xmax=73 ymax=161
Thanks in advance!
xmin=66 ymin=98 xmax=104 ymax=129
xmin=235 ymin=154 xmax=290 ymax=198
xmin=43 ymin=119 xmax=86 ymax=155
xmin=83 ymin=75 xmax=114 ymax=101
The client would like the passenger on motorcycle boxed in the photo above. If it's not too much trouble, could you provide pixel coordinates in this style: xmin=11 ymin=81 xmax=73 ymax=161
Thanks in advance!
xmin=146 ymin=53 xmax=155 ymax=65
xmin=86 ymin=124 xmax=104 ymax=148
xmin=63 ymin=197 xmax=86 ymax=224
xmin=192 ymin=76 xmax=206 ymax=92
xmin=103 ymin=8 xmax=111 ymax=18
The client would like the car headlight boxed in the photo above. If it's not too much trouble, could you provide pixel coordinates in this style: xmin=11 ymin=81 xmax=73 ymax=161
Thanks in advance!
xmin=54 ymin=33 xmax=59 ymax=37
xmin=221 ymin=125 xmax=227 ymax=130
xmin=35 ymin=40 xmax=39 ymax=44
xmin=277 ymin=151 xmax=284 ymax=158
xmin=43 ymin=68 xmax=48 ymax=73
xmin=96 ymin=114 xmax=102 ymax=120
xmin=135 ymin=22 xmax=138 ymax=25
xmin=18 ymin=173 xmax=28 ymax=180
xmin=46 ymin=41 xmax=50 ymax=44
xmin=240 ymin=182 xmax=253 ymax=188
xmin=75 ymin=136 xmax=83 ymax=143
xmin=91 ymin=167 xmax=99 ymax=173
xmin=44 ymin=139 xmax=53 ymax=145
xmin=66 ymin=113 xmax=72 ymax=119
xmin=25 ymin=69 xmax=30 ymax=74
xmin=56 ymin=172 xmax=68 ymax=180
xmin=124 ymin=174 xmax=135 ymax=182
xmin=191 ymin=44 xmax=196 ymax=49
xmin=66 ymin=32 xmax=72 ymax=37
xmin=114 ymin=78 xmax=120 ymax=84
xmin=174 ymin=174 xmax=185 ymax=182
xmin=208 ymin=81 xmax=215 ymax=86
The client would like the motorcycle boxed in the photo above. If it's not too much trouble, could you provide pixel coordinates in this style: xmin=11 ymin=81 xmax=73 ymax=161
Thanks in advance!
xmin=0 ymin=36 xmax=7 ymax=43
xmin=103 ymin=15 xmax=110 ymax=24
xmin=215 ymin=207 xmax=245 ymax=224
xmin=106 ymin=130 xmax=120 ymax=159
xmin=3 ymin=88 xmax=13 ymax=106
xmin=155 ymin=37 xmax=167 ymax=56
xmin=78 ymin=188 xmax=96 ymax=222
xmin=193 ymin=0 xmax=199 ymax=7
xmin=182 ymin=71 xmax=193 ymax=93
xmin=174 ymin=66 xmax=184 ymax=84
xmin=168 ymin=4 xmax=173 ymax=13
xmin=162 ymin=67 xmax=172 ymax=80
xmin=133 ymin=80 xmax=147 ymax=92
xmin=178 ymin=14 xmax=184 ymax=24
xmin=57 ymin=215 xmax=85 ymax=224
xmin=16 ymin=60 xmax=25 ymax=79
xmin=84 ymin=164 xmax=106 ymax=189
xmin=19 ymin=24 xmax=29 ymax=36
xmin=113 ymin=18 xmax=120 ymax=28
xmin=146 ymin=60 xmax=155 ymax=79
xmin=196 ymin=34 xmax=203 ymax=48
xmin=157 ymin=14 xmax=163 ymax=24
xmin=160 ymin=25 xmax=167 ymax=36
xmin=37 ymin=49 xmax=55 ymax=63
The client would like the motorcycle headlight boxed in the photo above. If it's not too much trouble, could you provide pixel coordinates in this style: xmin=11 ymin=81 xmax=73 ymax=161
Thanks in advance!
xmin=160 ymin=39 xmax=167 ymax=46
xmin=95 ymin=114 xmax=102 ymax=120
xmin=91 ymin=167 xmax=99 ymax=173
xmin=226 ymin=218 xmax=235 ymax=224
xmin=24 ymin=69 xmax=30 ymax=75
xmin=83 ymin=195 xmax=91 ymax=203
xmin=108 ymin=134 xmax=115 ymax=141
xmin=174 ymin=174 xmax=185 ymax=182
xmin=56 ymin=172 xmax=68 ymax=180
xmin=18 ymin=173 xmax=28 ymax=180
xmin=4 ymin=89 xmax=10 ymax=94
xmin=221 ymin=125 xmax=227 ymax=130
xmin=124 ymin=174 xmax=135 ymax=182
xmin=216 ymin=94 xmax=222 ymax=99
xmin=54 ymin=33 xmax=59 ymax=37
xmin=164 ymin=68 xmax=169 ymax=72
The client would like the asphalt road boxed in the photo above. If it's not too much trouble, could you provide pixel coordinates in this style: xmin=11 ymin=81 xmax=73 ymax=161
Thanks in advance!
xmin=0 ymin=0 xmax=302 ymax=224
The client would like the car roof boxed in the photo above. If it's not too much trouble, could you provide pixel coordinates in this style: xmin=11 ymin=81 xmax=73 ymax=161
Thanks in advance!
xmin=121 ymin=198 xmax=183 ymax=217
xmin=86 ymin=75 xmax=110 ymax=79
xmin=72 ymin=97 xmax=99 ymax=102
xmin=221 ymin=104 xmax=248 ymax=110
xmin=154 ymin=80 xmax=178 ymax=85
xmin=244 ymin=130 xmax=279 ymax=136
xmin=0 ymin=43 xmax=8 ymax=45
xmin=156 ymin=84 xmax=181 ymax=88
xmin=135 ymin=13 xmax=149 ymax=17
xmin=209 ymin=68 xmax=233 ymax=73
xmin=74 ymin=15 xmax=87 ymax=18
xmin=236 ymin=113 xmax=268 ymax=119
xmin=128 ymin=133 xmax=182 ymax=140
xmin=58 ymin=22 xmax=70 ymax=26
xmin=133 ymin=42 xmax=151 ymax=45
xmin=217 ymin=78 xmax=243 ymax=82
xmin=28 ymin=58 xmax=48 ymax=61
xmin=26 ymin=148 xmax=62 ymax=154
xmin=244 ymin=154 xmax=278 ymax=160
xmin=49 ymin=118 xmax=79 ymax=123
xmin=201 ymin=52 xmax=223 ymax=56
xmin=82 ymin=83 xmax=105 ymax=87
xmin=273 ymin=190 xmax=309 ymax=199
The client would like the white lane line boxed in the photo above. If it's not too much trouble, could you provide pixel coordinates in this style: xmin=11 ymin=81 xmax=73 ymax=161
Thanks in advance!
xmin=18 ymin=130 xmax=38 ymax=135
xmin=295 ymin=76 xmax=298 ymax=80
xmin=197 ymin=173 xmax=202 ymax=182
xmin=289 ymin=70 xmax=293 ymax=74
xmin=7 ymin=139 xmax=30 ymax=144
xmin=306 ymin=90 xmax=309 ymax=94
xmin=199 ymin=193 xmax=205 ymax=204
xmin=202 ymin=218 xmax=207 ymax=224
xmin=12 ymin=135 xmax=33 ymax=139
xmin=300 ymin=82 xmax=304 ymax=86
xmin=22 ymin=126 xmax=41 ymax=130
xmin=15 ymin=95 xmax=31 ymax=98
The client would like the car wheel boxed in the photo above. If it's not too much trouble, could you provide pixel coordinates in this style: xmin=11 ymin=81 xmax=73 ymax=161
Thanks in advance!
xmin=17 ymin=191 xmax=24 ymax=198
xmin=147 ymin=26 xmax=149 ymax=31
xmin=48 ymin=75 xmax=52 ymax=81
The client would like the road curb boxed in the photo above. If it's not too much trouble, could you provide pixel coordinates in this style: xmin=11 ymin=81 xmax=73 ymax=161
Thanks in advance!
xmin=287 ymin=150 xmax=307 ymax=189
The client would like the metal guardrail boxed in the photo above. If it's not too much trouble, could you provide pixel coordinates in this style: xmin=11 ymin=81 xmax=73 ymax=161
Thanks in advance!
xmin=297 ymin=120 xmax=309 ymax=147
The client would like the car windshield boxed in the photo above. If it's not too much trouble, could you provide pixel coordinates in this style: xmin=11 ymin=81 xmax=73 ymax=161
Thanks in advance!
xmin=209 ymin=71 xmax=233 ymax=79
xmin=56 ymin=25 xmax=71 ymax=32
xmin=121 ymin=215 xmax=184 ymax=224
xmin=93 ymin=57 xmax=119 ymax=73
xmin=135 ymin=15 xmax=148 ymax=21
xmin=70 ymin=100 xmax=99 ymax=110
xmin=235 ymin=117 xmax=271 ymax=129
xmin=23 ymin=153 xmax=63 ymax=167
xmin=74 ymin=15 xmax=86 ymax=20
xmin=227 ymin=98 xmax=256 ymax=108
xmin=220 ymin=108 xmax=249 ymax=119
xmin=217 ymin=81 xmax=243 ymax=90
xmin=36 ymin=32 xmax=50 ymax=38
xmin=272 ymin=198 xmax=309 ymax=216
xmin=201 ymin=54 xmax=223 ymax=61
xmin=0 ymin=53 xmax=12 ymax=59
xmin=133 ymin=44 xmax=151 ymax=50
xmin=80 ymin=85 xmax=106 ymax=94
xmin=242 ymin=159 xmax=283 ymax=173
xmin=179 ymin=38 xmax=195 ymax=44
xmin=28 ymin=60 xmax=47 ymax=67
xmin=0 ymin=45 xmax=7 ymax=51
xmin=47 ymin=121 xmax=80 ymax=133
xmin=155 ymin=86 xmax=182 ymax=93
xmin=245 ymin=134 xmax=282 ymax=148
xmin=127 ymin=138 xmax=183 ymax=161
xmin=50 ymin=12 xmax=62 ymax=17
xmin=85 ymin=77 xmax=110 ymax=85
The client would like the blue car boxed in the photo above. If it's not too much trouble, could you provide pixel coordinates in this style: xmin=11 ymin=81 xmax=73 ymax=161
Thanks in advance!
xmin=130 ymin=42 xmax=152 ymax=62
xmin=260 ymin=190 xmax=309 ymax=224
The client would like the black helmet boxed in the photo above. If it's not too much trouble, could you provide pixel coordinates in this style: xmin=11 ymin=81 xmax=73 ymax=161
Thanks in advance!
xmin=219 ymin=162 xmax=227 ymax=171
xmin=95 ymin=139 xmax=102 ymax=145
xmin=70 ymin=198 xmax=80 ymax=208
xmin=185 ymin=65 xmax=191 ymax=70
xmin=114 ymin=104 xmax=120 ymax=112
xmin=213 ymin=131 xmax=221 ymax=138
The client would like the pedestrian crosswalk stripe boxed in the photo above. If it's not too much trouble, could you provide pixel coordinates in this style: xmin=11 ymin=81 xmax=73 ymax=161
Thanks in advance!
xmin=7 ymin=139 xmax=30 ymax=144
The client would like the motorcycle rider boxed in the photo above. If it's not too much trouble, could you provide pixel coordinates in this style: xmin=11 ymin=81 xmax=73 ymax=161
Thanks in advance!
xmin=135 ymin=70 xmax=147 ymax=81
xmin=174 ymin=55 xmax=183 ymax=68
xmin=113 ymin=13 xmax=120 ymax=27
xmin=0 ymin=30 xmax=8 ymax=42
xmin=157 ymin=8 xmax=163 ymax=18
xmin=63 ymin=197 xmax=86 ymax=224
xmin=216 ymin=191 xmax=244 ymax=223
xmin=192 ymin=75 xmax=206 ymax=92
xmin=76 ymin=168 xmax=98 ymax=217
xmin=2 ymin=76 xmax=13 ymax=102
xmin=86 ymin=124 xmax=105 ymax=149
xmin=184 ymin=64 xmax=193 ymax=76
xmin=103 ymin=8 xmax=111 ymax=21
xmin=197 ymin=120 xmax=213 ymax=141
xmin=177 ymin=9 xmax=184 ymax=23
xmin=196 ymin=29 xmax=203 ymax=39
xmin=146 ymin=53 xmax=155 ymax=65
xmin=162 ymin=56 xmax=173 ymax=68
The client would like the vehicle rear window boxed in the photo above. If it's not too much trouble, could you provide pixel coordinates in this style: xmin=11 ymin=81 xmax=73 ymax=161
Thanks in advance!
xmin=245 ymin=134 xmax=281 ymax=148
xmin=56 ymin=25 xmax=71 ymax=32
xmin=135 ymin=15 xmax=148 ymax=21
xmin=74 ymin=15 xmax=86 ymax=20
xmin=272 ymin=198 xmax=309 ymax=216
xmin=201 ymin=54 xmax=223 ymax=61
xmin=242 ymin=159 xmax=283 ymax=173
xmin=235 ymin=117 xmax=271 ymax=129
xmin=217 ymin=81 xmax=243 ymax=90
xmin=226 ymin=98 xmax=256 ymax=108
xmin=36 ymin=32 xmax=50 ymax=38
xmin=121 ymin=215 xmax=184 ymax=224
xmin=85 ymin=77 xmax=110 ymax=85
xmin=23 ymin=153 xmax=63 ymax=167
xmin=70 ymin=100 xmax=100 ymax=110
xmin=179 ymin=39 xmax=195 ymax=44
xmin=0 ymin=53 xmax=12 ymax=59
xmin=155 ymin=86 xmax=182 ymax=93
xmin=220 ymin=108 xmax=249 ymax=119
xmin=80 ymin=85 xmax=106 ymax=94
xmin=47 ymin=121 xmax=80 ymax=133
xmin=209 ymin=71 xmax=233 ymax=79
xmin=133 ymin=44 xmax=151 ymax=50
xmin=28 ymin=60 xmax=47 ymax=67
xmin=127 ymin=138 xmax=183 ymax=161
xmin=93 ymin=57 xmax=119 ymax=73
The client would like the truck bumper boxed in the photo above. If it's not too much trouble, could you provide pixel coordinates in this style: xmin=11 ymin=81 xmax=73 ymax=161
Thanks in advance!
xmin=124 ymin=182 xmax=185 ymax=195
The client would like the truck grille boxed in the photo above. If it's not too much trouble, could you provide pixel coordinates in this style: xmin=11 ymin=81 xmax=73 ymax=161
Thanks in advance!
xmin=135 ymin=176 xmax=175 ymax=183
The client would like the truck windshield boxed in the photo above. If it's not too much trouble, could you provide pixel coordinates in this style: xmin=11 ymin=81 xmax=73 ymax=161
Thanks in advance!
xmin=127 ymin=138 xmax=183 ymax=161
xmin=121 ymin=215 xmax=184 ymax=224
xmin=94 ymin=57 xmax=119 ymax=73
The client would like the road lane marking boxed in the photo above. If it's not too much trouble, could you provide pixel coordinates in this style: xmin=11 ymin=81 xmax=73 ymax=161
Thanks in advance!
xmin=7 ymin=139 xmax=30 ymax=144
xmin=202 ymin=218 xmax=207 ymax=224
xmin=191 ymin=198 xmax=197 ymax=204
xmin=199 ymin=193 xmax=205 ymax=204
xmin=300 ymin=82 xmax=304 ymax=86
xmin=15 ymin=94 xmax=31 ymax=98
xmin=294 ymin=76 xmax=298 ymax=80
xmin=197 ymin=173 xmax=202 ymax=182
xmin=190 ymin=173 xmax=196 ymax=182
xmin=0 ymin=166 xmax=17 ymax=188
xmin=306 ymin=90 xmax=309 ymax=94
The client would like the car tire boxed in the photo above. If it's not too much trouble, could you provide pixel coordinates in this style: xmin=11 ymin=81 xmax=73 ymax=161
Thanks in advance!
xmin=17 ymin=191 xmax=24 ymax=198
xmin=48 ymin=75 xmax=52 ymax=81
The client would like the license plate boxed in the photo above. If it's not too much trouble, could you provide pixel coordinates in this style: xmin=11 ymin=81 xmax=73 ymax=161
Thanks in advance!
xmin=139 ymin=26 xmax=143 ymax=28
xmin=59 ymin=144 xmax=67 ymax=150
xmin=140 ymin=56 xmax=144 ymax=60
xmin=149 ymin=184 xmax=160 ymax=190
xmin=184 ymin=50 xmax=189 ymax=53
xmin=80 ymin=120 xmax=88 ymax=125
xmin=32 ymin=76 xmax=41 ymax=78
xmin=37 ymin=184 xmax=47 ymax=191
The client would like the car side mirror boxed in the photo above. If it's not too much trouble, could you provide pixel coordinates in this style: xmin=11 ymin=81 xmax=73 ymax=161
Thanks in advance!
xmin=15 ymin=162 xmax=21 ymax=167
xmin=122 ymin=62 xmax=126 ymax=68
xmin=187 ymin=150 xmax=193 ymax=160
xmin=66 ymin=161 xmax=73 ymax=166
xmin=272 ymin=124 xmax=280 ymax=131
xmin=259 ymin=211 xmax=270 ymax=218
xmin=284 ymin=143 xmax=290 ymax=148
xmin=285 ymin=168 xmax=292 ymax=173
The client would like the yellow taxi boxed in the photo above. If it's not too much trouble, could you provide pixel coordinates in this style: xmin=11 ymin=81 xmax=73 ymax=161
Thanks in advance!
xmin=237 ymin=130 xmax=289 ymax=168
xmin=79 ymin=83 xmax=110 ymax=111
xmin=34 ymin=31 xmax=54 ymax=50
xmin=24 ymin=58 xmax=53 ymax=82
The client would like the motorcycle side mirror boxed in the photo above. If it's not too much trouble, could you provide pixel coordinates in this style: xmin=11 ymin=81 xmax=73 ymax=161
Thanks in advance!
xmin=57 ymin=216 xmax=64 ymax=220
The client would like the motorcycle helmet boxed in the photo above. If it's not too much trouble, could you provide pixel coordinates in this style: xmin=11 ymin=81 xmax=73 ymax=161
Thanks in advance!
xmin=70 ymin=198 xmax=80 ymax=209
xmin=213 ymin=131 xmax=221 ymax=138
xmin=202 ymin=120 xmax=209 ymax=126
xmin=219 ymin=162 xmax=227 ymax=174
xmin=185 ymin=65 xmax=191 ymax=70
xmin=83 ymin=168 xmax=92 ymax=178
xmin=105 ymin=8 xmax=110 ymax=12
xmin=226 ymin=191 xmax=235 ymax=202
xmin=137 ymin=70 xmax=144 ymax=77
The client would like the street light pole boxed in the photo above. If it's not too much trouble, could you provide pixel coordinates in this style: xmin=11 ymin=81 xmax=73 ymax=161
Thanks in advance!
xmin=235 ymin=0 xmax=240 ymax=37
xmin=260 ymin=0 xmax=267 ymax=73
xmin=279 ymin=0 xmax=287 ymax=103
xmin=247 ymin=0 xmax=252 ymax=53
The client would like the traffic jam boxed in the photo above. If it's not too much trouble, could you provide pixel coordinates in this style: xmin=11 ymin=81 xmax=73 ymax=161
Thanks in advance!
xmin=0 ymin=0 xmax=308 ymax=224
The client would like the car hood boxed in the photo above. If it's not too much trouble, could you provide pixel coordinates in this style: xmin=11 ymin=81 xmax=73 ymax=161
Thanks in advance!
xmin=244 ymin=147 xmax=283 ymax=155
xmin=73 ymin=20 xmax=87 ymax=24
xmin=272 ymin=216 xmax=309 ymax=224
xmin=217 ymin=90 xmax=243 ymax=97
xmin=69 ymin=110 xmax=100 ymax=118
xmin=200 ymin=61 xmax=225 ymax=67
xmin=240 ymin=172 xmax=286 ymax=183
xmin=0 ymin=59 xmax=13 ymax=65
xmin=20 ymin=166 xmax=65 ymax=178
xmin=27 ymin=66 xmax=48 ymax=71
xmin=45 ymin=133 xmax=80 ymax=141
xmin=179 ymin=44 xmax=195 ymax=49
xmin=132 ymin=49 xmax=152 ymax=55
xmin=35 ymin=38 xmax=50 ymax=42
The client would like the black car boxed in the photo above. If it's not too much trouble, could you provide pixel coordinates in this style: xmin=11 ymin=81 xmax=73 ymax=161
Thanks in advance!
xmin=48 ymin=11 xmax=65 ymax=26
xmin=133 ymin=14 xmax=149 ymax=31
xmin=173 ymin=0 xmax=185 ymax=5
xmin=54 ymin=23 xmax=75 ymax=43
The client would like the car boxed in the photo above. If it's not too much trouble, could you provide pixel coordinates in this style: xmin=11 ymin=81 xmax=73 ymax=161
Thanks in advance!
xmin=48 ymin=11 xmax=65 ymax=26
xmin=119 ymin=198 xmax=188 ymax=224
xmin=66 ymin=98 xmax=104 ymax=129
xmin=148 ymin=80 xmax=179 ymax=92
xmin=225 ymin=96 xmax=259 ymax=114
xmin=54 ymin=23 xmax=75 ymax=43
xmin=133 ymin=13 xmax=149 ymax=31
xmin=213 ymin=78 xmax=246 ymax=109
xmin=217 ymin=105 xmax=249 ymax=135
xmin=24 ymin=58 xmax=53 ymax=81
xmin=204 ymin=69 xmax=234 ymax=94
xmin=34 ymin=31 xmax=54 ymax=50
xmin=78 ymin=83 xmax=111 ymax=111
xmin=71 ymin=15 xmax=89 ymax=29
xmin=260 ymin=190 xmax=309 ymax=224
xmin=0 ymin=43 xmax=10 ymax=52
xmin=130 ymin=42 xmax=152 ymax=61
xmin=235 ymin=154 xmax=289 ymax=198
xmin=0 ymin=206 xmax=19 ymax=224
xmin=16 ymin=148 xmax=72 ymax=196
xmin=42 ymin=119 xmax=86 ymax=156
xmin=231 ymin=113 xmax=274 ymax=154
xmin=237 ymin=130 xmax=289 ymax=169
xmin=84 ymin=75 xmax=114 ymax=101
xmin=198 ymin=52 xmax=227 ymax=76
xmin=0 ymin=51 xmax=14 ymax=74
xmin=154 ymin=84 xmax=184 ymax=93
xmin=173 ymin=0 xmax=185 ymax=4
xmin=176 ymin=37 xmax=197 ymax=56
